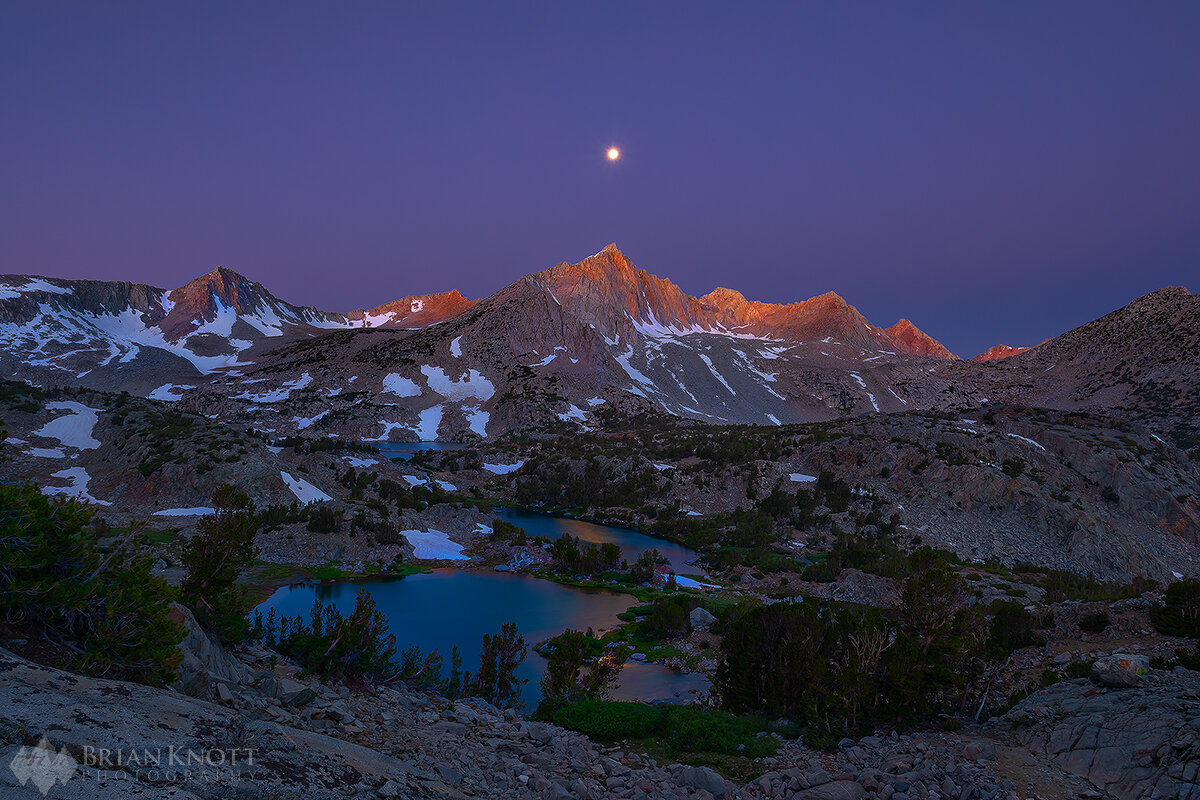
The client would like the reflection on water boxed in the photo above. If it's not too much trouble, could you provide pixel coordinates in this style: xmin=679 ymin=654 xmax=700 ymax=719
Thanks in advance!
xmin=372 ymin=442 xmax=470 ymax=462
xmin=491 ymin=507 xmax=704 ymax=576
xmin=257 ymin=568 xmax=705 ymax=707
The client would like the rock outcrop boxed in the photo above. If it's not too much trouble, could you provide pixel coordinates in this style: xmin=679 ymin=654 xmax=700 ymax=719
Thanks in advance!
xmin=1003 ymin=671 xmax=1200 ymax=800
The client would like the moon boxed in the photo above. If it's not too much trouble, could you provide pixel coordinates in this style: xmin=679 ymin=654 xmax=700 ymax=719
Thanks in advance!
xmin=606 ymin=147 xmax=620 ymax=161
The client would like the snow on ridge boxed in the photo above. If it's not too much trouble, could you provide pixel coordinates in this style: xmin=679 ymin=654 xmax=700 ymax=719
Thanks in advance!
xmin=1006 ymin=433 xmax=1046 ymax=451
xmin=849 ymin=372 xmax=880 ymax=412
xmin=280 ymin=471 xmax=333 ymax=503
xmin=0 ymin=278 xmax=72 ymax=299
xmin=697 ymin=353 xmax=736 ymax=395
xmin=35 ymin=401 xmax=101 ymax=449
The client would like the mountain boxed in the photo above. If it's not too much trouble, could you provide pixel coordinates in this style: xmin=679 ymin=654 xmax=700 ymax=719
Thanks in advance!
xmin=348 ymin=290 xmax=475 ymax=329
xmin=950 ymin=286 xmax=1200 ymax=431
xmin=971 ymin=344 xmax=1032 ymax=362
xmin=1 ymin=246 xmax=1194 ymax=442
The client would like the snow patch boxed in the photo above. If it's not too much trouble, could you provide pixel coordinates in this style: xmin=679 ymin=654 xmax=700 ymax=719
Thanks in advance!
xmin=482 ymin=460 xmax=525 ymax=475
xmin=153 ymin=507 xmax=216 ymax=517
xmin=148 ymin=384 xmax=192 ymax=401
xmin=280 ymin=471 xmax=333 ymax=503
xmin=382 ymin=373 xmax=421 ymax=397
xmin=403 ymin=529 xmax=468 ymax=560
xmin=420 ymin=365 xmax=494 ymax=402
xmin=43 ymin=467 xmax=110 ymax=505
xmin=416 ymin=405 xmax=444 ymax=440
xmin=1006 ymin=433 xmax=1046 ymax=451
xmin=35 ymin=402 xmax=101 ymax=449
xmin=789 ymin=473 xmax=817 ymax=483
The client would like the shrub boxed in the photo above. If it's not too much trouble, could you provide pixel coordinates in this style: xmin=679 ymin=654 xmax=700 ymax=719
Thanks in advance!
xmin=1150 ymin=579 xmax=1200 ymax=637
xmin=0 ymin=484 xmax=181 ymax=685
xmin=1064 ymin=661 xmax=1092 ymax=679
xmin=472 ymin=621 xmax=527 ymax=709
xmin=181 ymin=485 xmax=258 ymax=641
xmin=255 ymin=590 xmax=398 ymax=682
xmin=542 ymin=701 xmax=778 ymax=757
xmin=540 ymin=629 xmax=627 ymax=702
xmin=306 ymin=505 xmax=341 ymax=533
xmin=1079 ymin=611 xmax=1111 ymax=633
xmin=547 ymin=700 xmax=666 ymax=740
xmin=989 ymin=601 xmax=1044 ymax=655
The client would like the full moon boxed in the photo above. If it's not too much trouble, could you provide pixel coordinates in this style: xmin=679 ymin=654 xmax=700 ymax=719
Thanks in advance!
xmin=606 ymin=147 xmax=620 ymax=161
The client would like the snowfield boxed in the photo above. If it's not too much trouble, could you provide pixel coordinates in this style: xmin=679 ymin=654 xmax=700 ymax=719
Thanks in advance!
xmin=280 ymin=471 xmax=333 ymax=503
xmin=382 ymin=373 xmax=422 ymax=397
xmin=43 ymin=467 xmax=110 ymax=505
xmin=482 ymin=460 xmax=525 ymax=475
xmin=235 ymin=373 xmax=313 ymax=403
xmin=403 ymin=529 xmax=468 ymax=560
xmin=416 ymin=405 xmax=444 ymax=440
xmin=147 ymin=384 xmax=192 ymax=401
xmin=790 ymin=473 xmax=817 ymax=483
xmin=35 ymin=402 xmax=102 ymax=450
xmin=153 ymin=507 xmax=216 ymax=517
xmin=419 ymin=365 xmax=495 ymax=402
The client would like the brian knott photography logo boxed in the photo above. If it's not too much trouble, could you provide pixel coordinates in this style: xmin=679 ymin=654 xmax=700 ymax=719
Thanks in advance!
xmin=8 ymin=737 xmax=77 ymax=796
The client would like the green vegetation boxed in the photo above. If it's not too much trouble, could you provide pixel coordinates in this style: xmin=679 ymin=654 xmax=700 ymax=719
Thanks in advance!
xmin=253 ymin=590 xmax=400 ymax=682
xmin=536 ymin=700 xmax=778 ymax=758
xmin=181 ymin=485 xmax=259 ymax=641
xmin=1079 ymin=610 xmax=1111 ymax=633
xmin=1151 ymin=579 xmax=1200 ymax=637
xmin=539 ymin=629 xmax=628 ymax=702
xmin=716 ymin=552 xmax=999 ymax=742
xmin=0 ymin=484 xmax=181 ymax=685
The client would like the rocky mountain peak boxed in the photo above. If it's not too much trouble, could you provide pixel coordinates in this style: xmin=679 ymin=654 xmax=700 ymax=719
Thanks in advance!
xmin=351 ymin=289 xmax=476 ymax=329
xmin=885 ymin=318 xmax=958 ymax=360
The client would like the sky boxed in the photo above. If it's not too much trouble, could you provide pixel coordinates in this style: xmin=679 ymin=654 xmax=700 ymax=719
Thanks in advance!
xmin=2 ymin=2 xmax=1198 ymax=357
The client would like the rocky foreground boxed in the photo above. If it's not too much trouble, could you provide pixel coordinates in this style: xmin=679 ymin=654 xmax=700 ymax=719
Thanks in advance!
xmin=1 ymin=612 xmax=1197 ymax=800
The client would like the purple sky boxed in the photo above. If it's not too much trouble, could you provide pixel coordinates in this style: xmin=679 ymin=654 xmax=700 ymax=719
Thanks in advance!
xmin=3 ymin=2 xmax=1198 ymax=357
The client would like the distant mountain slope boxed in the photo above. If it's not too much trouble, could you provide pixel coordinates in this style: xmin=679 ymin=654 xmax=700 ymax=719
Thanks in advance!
xmin=971 ymin=344 xmax=1033 ymax=362
xmin=953 ymin=286 xmax=1200 ymax=434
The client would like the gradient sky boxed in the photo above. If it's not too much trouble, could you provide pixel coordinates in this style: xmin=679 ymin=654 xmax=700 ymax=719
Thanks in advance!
xmin=2 ymin=2 xmax=1198 ymax=357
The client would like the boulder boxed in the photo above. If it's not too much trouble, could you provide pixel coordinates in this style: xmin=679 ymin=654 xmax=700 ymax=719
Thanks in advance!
xmin=793 ymin=779 xmax=867 ymax=800
xmin=1090 ymin=653 xmax=1150 ymax=688
xmin=167 ymin=603 xmax=250 ymax=700
xmin=963 ymin=740 xmax=997 ymax=761
xmin=277 ymin=677 xmax=317 ymax=708
xmin=689 ymin=607 xmax=717 ymax=630
xmin=679 ymin=765 xmax=732 ymax=797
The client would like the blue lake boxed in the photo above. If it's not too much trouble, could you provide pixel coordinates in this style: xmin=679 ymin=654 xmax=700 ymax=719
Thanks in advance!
xmin=257 ymin=568 xmax=709 ymax=709
xmin=373 ymin=442 xmax=470 ymax=462
xmin=490 ymin=507 xmax=705 ymax=576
